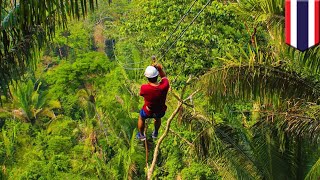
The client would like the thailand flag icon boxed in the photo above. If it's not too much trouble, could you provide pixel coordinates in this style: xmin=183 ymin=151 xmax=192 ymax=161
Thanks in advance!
xmin=286 ymin=0 xmax=320 ymax=51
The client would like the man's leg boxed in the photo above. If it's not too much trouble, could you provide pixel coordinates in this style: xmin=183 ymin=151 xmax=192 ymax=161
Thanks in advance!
xmin=138 ymin=115 xmax=145 ymax=135
xmin=154 ymin=118 xmax=161 ymax=134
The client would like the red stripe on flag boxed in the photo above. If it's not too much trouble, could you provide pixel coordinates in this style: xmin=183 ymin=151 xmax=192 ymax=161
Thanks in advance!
xmin=315 ymin=0 xmax=320 ymax=44
xmin=286 ymin=0 xmax=291 ymax=44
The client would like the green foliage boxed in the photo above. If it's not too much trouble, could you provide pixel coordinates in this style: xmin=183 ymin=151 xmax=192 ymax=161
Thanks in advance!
xmin=122 ymin=0 xmax=252 ymax=80
xmin=0 ymin=0 xmax=319 ymax=179
xmin=0 ymin=0 xmax=99 ymax=99
xmin=180 ymin=162 xmax=216 ymax=180
xmin=10 ymin=80 xmax=60 ymax=124
xmin=199 ymin=45 xmax=320 ymax=111
xmin=45 ymin=51 xmax=111 ymax=119
xmin=46 ymin=52 xmax=111 ymax=95
xmin=305 ymin=158 xmax=320 ymax=180
xmin=49 ymin=21 xmax=95 ymax=60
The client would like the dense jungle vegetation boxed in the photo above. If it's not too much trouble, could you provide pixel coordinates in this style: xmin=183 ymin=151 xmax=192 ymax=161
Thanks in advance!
xmin=0 ymin=0 xmax=320 ymax=179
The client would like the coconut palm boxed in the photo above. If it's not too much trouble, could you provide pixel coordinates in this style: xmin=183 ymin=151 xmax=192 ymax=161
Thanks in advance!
xmin=237 ymin=0 xmax=320 ymax=74
xmin=10 ymin=80 xmax=61 ymax=124
xmin=181 ymin=0 xmax=320 ymax=178
xmin=77 ymin=85 xmax=96 ymax=119
xmin=189 ymin=0 xmax=320 ymax=178
xmin=191 ymin=42 xmax=320 ymax=178
xmin=0 ymin=0 xmax=101 ymax=99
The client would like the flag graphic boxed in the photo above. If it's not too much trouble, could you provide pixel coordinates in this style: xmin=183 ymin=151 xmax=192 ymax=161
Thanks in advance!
xmin=286 ymin=0 xmax=320 ymax=51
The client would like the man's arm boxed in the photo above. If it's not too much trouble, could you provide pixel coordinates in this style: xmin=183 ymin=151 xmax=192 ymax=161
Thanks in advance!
xmin=140 ymin=85 xmax=144 ymax=96
xmin=155 ymin=64 xmax=166 ymax=78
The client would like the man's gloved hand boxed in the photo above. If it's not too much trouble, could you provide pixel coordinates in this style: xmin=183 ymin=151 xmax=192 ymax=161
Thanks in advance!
xmin=152 ymin=63 xmax=163 ymax=70
xmin=152 ymin=62 xmax=166 ymax=77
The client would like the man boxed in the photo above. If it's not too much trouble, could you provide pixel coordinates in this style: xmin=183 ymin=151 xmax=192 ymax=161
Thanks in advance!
xmin=136 ymin=63 xmax=169 ymax=141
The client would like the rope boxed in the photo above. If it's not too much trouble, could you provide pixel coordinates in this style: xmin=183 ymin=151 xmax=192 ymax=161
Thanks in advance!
xmin=158 ymin=0 xmax=199 ymax=52
xmin=123 ymin=0 xmax=200 ymax=68
xmin=116 ymin=0 xmax=212 ymax=70
xmin=159 ymin=0 xmax=212 ymax=61
xmin=143 ymin=118 xmax=154 ymax=171
xmin=112 ymin=40 xmax=145 ymax=70
xmin=144 ymin=120 xmax=149 ymax=170
xmin=108 ymin=1 xmax=212 ymax=171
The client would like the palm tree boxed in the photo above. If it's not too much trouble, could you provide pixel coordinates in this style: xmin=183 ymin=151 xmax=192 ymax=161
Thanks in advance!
xmin=189 ymin=0 xmax=320 ymax=179
xmin=192 ymin=43 xmax=320 ymax=178
xmin=10 ymin=80 xmax=60 ymax=124
xmin=0 ymin=0 xmax=101 ymax=100
xmin=77 ymin=85 xmax=96 ymax=119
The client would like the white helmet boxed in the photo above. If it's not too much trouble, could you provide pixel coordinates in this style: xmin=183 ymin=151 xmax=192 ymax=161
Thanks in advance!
xmin=144 ymin=66 xmax=159 ymax=78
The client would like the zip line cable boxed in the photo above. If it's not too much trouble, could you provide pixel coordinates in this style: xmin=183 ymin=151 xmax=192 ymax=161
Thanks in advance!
xmin=110 ymin=1 xmax=212 ymax=166
xmin=116 ymin=0 xmax=211 ymax=70
xmin=110 ymin=1 xmax=212 ymax=169
xmin=118 ymin=0 xmax=199 ymax=67
xmin=158 ymin=0 xmax=199 ymax=52
xmin=159 ymin=0 xmax=212 ymax=61
xmin=112 ymin=39 xmax=146 ymax=70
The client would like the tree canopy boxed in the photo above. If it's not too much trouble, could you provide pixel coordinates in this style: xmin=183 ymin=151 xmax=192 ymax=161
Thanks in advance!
xmin=0 ymin=0 xmax=99 ymax=101
xmin=0 ymin=0 xmax=319 ymax=179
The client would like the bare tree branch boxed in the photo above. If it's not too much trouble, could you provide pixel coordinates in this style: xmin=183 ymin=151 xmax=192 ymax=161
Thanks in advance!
xmin=147 ymin=85 xmax=199 ymax=179
xmin=147 ymin=101 xmax=182 ymax=179
xmin=183 ymin=89 xmax=200 ymax=102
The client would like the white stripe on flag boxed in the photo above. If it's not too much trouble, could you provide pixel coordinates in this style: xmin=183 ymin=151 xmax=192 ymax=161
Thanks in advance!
xmin=291 ymin=0 xmax=297 ymax=48
xmin=309 ymin=0 xmax=315 ymax=47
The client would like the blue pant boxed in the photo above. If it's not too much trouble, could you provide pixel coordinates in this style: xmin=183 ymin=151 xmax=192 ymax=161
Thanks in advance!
xmin=140 ymin=109 xmax=165 ymax=119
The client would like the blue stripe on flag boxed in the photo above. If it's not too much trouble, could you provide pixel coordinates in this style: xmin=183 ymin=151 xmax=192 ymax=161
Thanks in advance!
xmin=297 ymin=1 xmax=309 ymax=51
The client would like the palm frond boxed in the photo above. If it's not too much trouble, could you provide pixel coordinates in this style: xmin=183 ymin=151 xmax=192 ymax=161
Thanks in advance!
xmin=199 ymin=44 xmax=320 ymax=110
xmin=0 ymin=0 xmax=99 ymax=99
xmin=251 ymin=124 xmax=299 ymax=179
xmin=47 ymin=100 xmax=61 ymax=109
xmin=237 ymin=0 xmax=284 ymax=29
xmin=214 ymin=125 xmax=263 ymax=179
xmin=189 ymin=111 xmax=262 ymax=179
xmin=237 ymin=0 xmax=286 ymax=50
xmin=200 ymin=64 xmax=320 ymax=110
xmin=256 ymin=101 xmax=320 ymax=143
xmin=289 ymin=45 xmax=320 ymax=75
xmin=305 ymin=157 xmax=320 ymax=180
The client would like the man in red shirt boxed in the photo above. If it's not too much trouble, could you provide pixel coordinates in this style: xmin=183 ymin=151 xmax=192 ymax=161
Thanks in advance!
xmin=137 ymin=63 xmax=169 ymax=141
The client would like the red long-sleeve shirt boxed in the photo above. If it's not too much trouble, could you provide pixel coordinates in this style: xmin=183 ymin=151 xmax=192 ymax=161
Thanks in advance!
xmin=140 ymin=77 xmax=170 ymax=115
